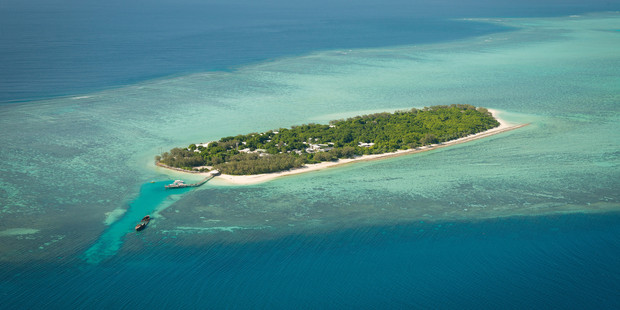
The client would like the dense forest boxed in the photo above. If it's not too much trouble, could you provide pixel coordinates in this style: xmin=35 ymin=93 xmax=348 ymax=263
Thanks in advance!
xmin=157 ymin=105 xmax=499 ymax=175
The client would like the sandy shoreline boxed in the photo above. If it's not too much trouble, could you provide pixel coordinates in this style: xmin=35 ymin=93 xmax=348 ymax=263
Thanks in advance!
xmin=159 ymin=109 xmax=528 ymax=185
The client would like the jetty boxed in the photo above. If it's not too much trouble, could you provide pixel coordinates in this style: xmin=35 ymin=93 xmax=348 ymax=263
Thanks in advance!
xmin=165 ymin=170 xmax=220 ymax=189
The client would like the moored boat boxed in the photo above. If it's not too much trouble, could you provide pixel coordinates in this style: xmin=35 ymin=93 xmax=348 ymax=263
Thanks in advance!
xmin=165 ymin=180 xmax=187 ymax=189
xmin=135 ymin=215 xmax=150 ymax=231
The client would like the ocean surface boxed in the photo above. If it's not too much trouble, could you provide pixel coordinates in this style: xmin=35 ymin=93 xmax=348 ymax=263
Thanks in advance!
xmin=1 ymin=0 xmax=619 ymax=308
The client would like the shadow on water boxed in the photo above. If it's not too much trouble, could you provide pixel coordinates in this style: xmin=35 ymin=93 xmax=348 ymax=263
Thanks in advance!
xmin=81 ymin=180 xmax=193 ymax=264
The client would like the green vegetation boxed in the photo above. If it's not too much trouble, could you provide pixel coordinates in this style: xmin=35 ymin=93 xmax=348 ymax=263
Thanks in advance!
xmin=157 ymin=105 xmax=499 ymax=175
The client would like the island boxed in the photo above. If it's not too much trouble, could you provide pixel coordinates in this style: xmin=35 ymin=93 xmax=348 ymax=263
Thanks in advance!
xmin=155 ymin=104 xmax=527 ymax=184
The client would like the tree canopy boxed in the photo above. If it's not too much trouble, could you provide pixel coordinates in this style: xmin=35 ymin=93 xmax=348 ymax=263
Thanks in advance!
xmin=157 ymin=105 xmax=499 ymax=175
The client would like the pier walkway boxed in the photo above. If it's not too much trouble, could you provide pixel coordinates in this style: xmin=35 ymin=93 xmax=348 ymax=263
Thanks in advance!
xmin=165 ymin=171 xmax=220 ymax=189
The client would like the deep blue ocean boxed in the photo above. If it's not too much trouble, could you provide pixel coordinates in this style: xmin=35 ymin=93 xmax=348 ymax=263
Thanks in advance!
xmin=3 ymin=214 xmax=620 ymax=308
xmin=1 ymin=0 xmax=620 ymax=309
xmin=0 ymin=215 xmax=620 ymax=309
xmin=1 ymin=0 xmax=617 ymax=103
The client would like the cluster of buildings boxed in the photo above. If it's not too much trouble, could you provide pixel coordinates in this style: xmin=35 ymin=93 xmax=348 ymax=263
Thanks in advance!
xmin=189 ymin=134 xmax=377 ymax=157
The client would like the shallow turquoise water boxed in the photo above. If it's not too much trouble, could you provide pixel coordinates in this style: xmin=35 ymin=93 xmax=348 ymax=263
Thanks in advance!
xmin=82 ymin=181 xmax=192 ymax=264
xmin=0 ymin=11 xmax=619 ymax=308
xmin=1 ymin=12 xmax=619 ymax=259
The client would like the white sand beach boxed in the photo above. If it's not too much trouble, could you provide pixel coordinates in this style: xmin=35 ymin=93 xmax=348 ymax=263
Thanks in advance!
xmin=163 ymin=109 xmax=527 ymax=186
